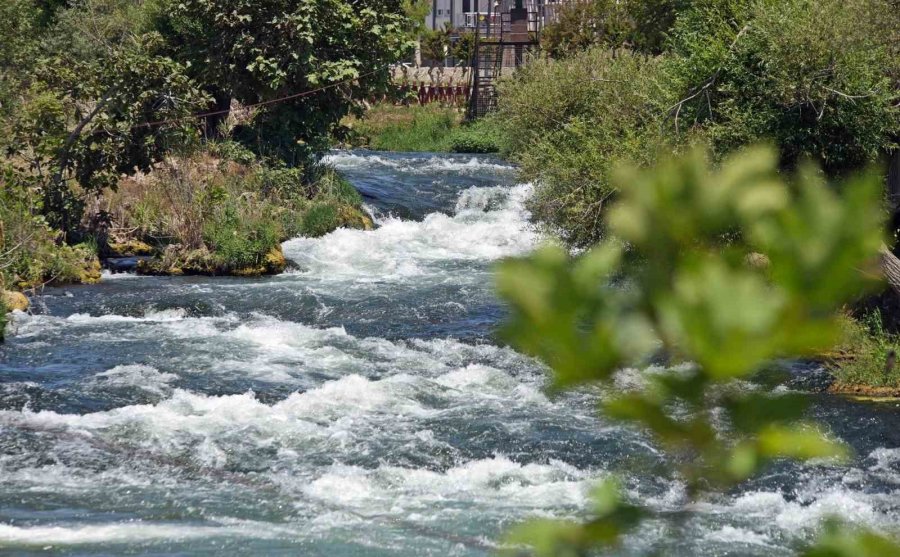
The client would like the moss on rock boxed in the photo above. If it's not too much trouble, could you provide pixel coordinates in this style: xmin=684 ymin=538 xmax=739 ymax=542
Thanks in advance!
xmin=337 ymin=204 xmax=374 ymax=231
xmin=77 ymin=258 xmax=103 ymax=284
xmin=2 ymin=290 xmax=29 ymax=312
xmin=137 ymin=245 xmax=287 ymax=277
xmin=107 ymin=240 xmax=155 ymax=257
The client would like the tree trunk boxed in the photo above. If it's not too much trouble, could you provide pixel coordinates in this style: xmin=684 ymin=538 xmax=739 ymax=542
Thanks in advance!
xmin=880 ymin=244 xmax=900 ymax=296
xmin=203 ymin=86 xmax=232 ymax=140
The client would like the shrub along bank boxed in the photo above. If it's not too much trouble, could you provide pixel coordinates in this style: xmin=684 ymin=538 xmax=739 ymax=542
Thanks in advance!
xmin=825 ymin=312 xmax=900 ymax=395
xmin=491 ymin=0 xmax=900 ymax=389
xmin=102 ymin=144 xmax=372 ymax=277
xmin=495 ymin=0 xmax=898 ymax=249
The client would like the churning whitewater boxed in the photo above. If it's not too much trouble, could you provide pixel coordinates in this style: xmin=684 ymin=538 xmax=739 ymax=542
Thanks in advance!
xmin=2 ymin=151 xmax=899 ymax=556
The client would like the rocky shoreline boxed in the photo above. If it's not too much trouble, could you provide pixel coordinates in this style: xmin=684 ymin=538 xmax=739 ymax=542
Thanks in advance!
xmin=102 ymin=240 xmax=290 ymax=277
xmin=827 ymin=382 xmax=900 ymax=400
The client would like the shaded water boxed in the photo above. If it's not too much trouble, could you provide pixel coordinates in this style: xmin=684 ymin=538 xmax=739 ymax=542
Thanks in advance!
xmin=1 ymin=150 xmax=899 ymax=556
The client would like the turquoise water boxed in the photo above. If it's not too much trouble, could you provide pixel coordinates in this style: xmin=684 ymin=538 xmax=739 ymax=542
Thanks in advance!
xmin=1 ymin=151 xmax=898 ymax=556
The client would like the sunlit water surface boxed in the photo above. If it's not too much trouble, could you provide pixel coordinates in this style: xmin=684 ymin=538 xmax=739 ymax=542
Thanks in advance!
xmin=1 ymin=150 xmax=899 ymax=556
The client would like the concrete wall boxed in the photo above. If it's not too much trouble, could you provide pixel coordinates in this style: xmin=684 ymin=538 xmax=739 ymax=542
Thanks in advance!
xmin=425 ymin=0 xmax=465 ymax=31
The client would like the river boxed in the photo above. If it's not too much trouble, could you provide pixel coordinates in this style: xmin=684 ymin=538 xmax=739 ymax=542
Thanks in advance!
xmin=1 ymin=150 xmax=898 ymax=556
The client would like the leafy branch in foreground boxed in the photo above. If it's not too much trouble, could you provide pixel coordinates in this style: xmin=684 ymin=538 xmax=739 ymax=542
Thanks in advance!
xmin=497 ymin=145 xmax=899 ymax=555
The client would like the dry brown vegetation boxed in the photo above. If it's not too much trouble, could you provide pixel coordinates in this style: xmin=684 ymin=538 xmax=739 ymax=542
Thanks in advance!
xmin=97 ymin=145 xmax=372 ymax=275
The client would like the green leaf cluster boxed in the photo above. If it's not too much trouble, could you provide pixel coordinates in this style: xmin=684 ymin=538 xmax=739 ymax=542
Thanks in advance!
xmin=540 ymin=0 xmax=687 ymax=57
xmin=663 ymin=0 xmax=900 ymax=174
xmin=156 ymin=0 xmax=417 ymax=163
xmin=497 ymin=146 xmax=898 ymax=554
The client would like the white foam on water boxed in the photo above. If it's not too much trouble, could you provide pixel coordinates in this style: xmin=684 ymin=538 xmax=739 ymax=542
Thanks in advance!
xmin=0 ymin=460 xmax=176 ymax=495
xmin=0 ymin=521 xmax=279 ymax=547
xmin=8 ymin=310 xmax=233 ymax=355
xmin=302 ymin=455 xmax=593 ymax=512
xmin=0 ymin=355 xmax=553 ymax=451
xmin=283 ymin=183 xmax=536 ymax=283
xmin=703 ymin=525 xmax=774 ymax=547
xmin=9 ymin=306 xmax=546 ymax=389
xmin=1 ymin=359 xmax=541 ymax=468
xmin=693 ymin=485 xmax=895 ymax=541
xmin=88 ymin=365 xmax=177 ymax=396
xmin=434 ymin=364 xmax=549 ymax=405
xmin=322 ymin=151 xmax=515 ymax=175
xmin=100 ymin=270 xmax=142 ymax=280
xmin=66 ymin=307 xmax=188 ymax=324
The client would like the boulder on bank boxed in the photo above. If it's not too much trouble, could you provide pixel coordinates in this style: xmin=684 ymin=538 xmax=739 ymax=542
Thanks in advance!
xmin=107 ymin=240 xmax=155 ymax=257
xmin=338 ymin=205 xmax=374 ymax=231
xmin=2 ymin=291 xmax=29 ymax=312
xmin=78 ymin=258 xmax=103 ymax=284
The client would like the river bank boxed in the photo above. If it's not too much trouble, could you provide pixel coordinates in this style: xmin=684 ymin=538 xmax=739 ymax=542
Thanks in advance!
xmin=1 ymin=151 xmax=899 ymax=555
xmin=93 ymin=147 xmax=373 ymax=279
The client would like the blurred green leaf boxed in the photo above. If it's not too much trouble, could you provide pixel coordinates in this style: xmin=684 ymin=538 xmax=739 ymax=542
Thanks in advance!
xmin=756 ymin=423 xmax=850 ymax=462
xmin=803 ymin=520 xmax=900 ymax=557
xmin=497 ymin=144 xmax=885 ymax=556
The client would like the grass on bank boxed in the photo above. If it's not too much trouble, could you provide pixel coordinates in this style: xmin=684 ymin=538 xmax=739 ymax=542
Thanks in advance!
xmin=102 ymin=142 xmax=371 ymax=275
xmin=340 ymin=103 xmax=501 ymax=153
xmin=829 ymin=312 xmax=900 ymax=389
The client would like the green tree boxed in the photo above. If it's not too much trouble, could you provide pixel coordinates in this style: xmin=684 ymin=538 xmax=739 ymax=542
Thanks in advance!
xmin=497 ymin=146 xmax=900 ymax=555
xmin=420 ymin=23 xmax=452 ymax=65
xmin=0 ymin=0 xmax=48 ymax=120
xmin=663 ymin=0 xmax=900 ymax=174
xmin=7 ymin=36 xmax=207 ymax=233
xmin=453 ymin=31 xmax=476 ymax=65
xmin=153 ymin=0 xmax=416 ymax=164
xmin=540 ymin=0 xmax=689 ymax=58
xmin=2 ymin=0 xmax=418 ymax=235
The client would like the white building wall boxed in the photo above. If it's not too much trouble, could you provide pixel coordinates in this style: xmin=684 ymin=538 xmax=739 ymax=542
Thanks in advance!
xmin=425 ymin=0 xmax=478 ymax=31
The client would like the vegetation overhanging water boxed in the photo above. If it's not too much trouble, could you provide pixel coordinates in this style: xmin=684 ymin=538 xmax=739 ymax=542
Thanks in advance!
xmin=0 ymin=151 xmax=898 ymax=556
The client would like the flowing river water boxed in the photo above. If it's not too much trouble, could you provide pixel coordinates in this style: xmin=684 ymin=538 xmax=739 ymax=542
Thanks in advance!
xmin=1 ymin=150 xmax=899 ymax=556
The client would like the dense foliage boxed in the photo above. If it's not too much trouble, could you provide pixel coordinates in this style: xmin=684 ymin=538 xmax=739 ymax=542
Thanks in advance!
xmin=500 ymin=0 xmax=899 ymax=248
xmin=155 ymin=0 xmax=416 ymax=163
xmin=103 ymin=143 xmax=371 ymax=274
xmin=0 ymin=0 xmax=418 ymax=295
xmin=3 ymin=0 xmax=206 ymax=233
xmin=663 ymin=0 xmax=900 ymax=173
xmin=0 ymin=0 xmax=415 ymax=231
xmin=497 ymin=146 xmax=899 ymax=555
xmin=0 ymin=167 xmax=100 ymax=290
xmin=495 ymin=51 xmax=668 ymax=246
xmin=342 ymin=102 xmax=500 ymax=153
xmin=540 ymin=0 xmax=688 ymax=57
xmin=829 ymin=311 xmax=900 ymax=389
